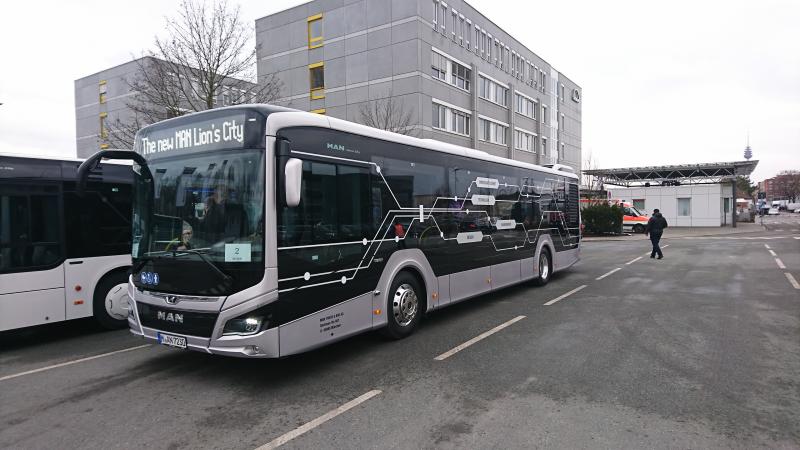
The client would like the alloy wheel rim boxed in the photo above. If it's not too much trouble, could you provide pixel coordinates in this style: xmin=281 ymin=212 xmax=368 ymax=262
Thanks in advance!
xmin=105 ymin=283 xmax=130 ymax=320
xmin=540 ymin=254 xmax=549 ymax=280
xmin=393 ymin=283 xmax=418 ymax=327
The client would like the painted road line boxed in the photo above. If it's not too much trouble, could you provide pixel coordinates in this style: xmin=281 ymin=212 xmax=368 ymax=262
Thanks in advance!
xmin=776 ymin=258 xmax=787 ymax=269
xmin=795 ymin=237 xmax=800 ymax=240
xmin=786 ymin=273 xmax=800 ymax=290
xmin=596 ymin=267 xmax=622 ymax=280
xmin=626 ymin=256 xmax=643 ymax=265
xmin=0 ymin=344 xmax=151 ymax=382
xmin=662 ymin=244 xmax=670 ymax=248
xmin=764 ymin=244 xmax=771 ymax=249
xmin=543 ymin=285 xmax=588 ymax=306
xmin=434 ymin=316 xmax=526 ymax=361
xmin=768 ymin=250 xmax=777 ymax=257
xmin=254 ymin=390 xmax=382 ymax=450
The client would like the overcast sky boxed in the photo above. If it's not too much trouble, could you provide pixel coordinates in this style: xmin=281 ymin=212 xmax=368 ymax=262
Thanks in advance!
xmin=1 ymin=0 xmax=797 ymax=181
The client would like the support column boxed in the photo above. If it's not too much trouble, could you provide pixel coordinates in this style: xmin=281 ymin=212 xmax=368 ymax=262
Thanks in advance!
xmin=732 ymin=180 xmax=737 ymax=228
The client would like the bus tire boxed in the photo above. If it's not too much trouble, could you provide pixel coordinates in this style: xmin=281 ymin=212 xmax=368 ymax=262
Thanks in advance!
xmin=380 ymin=271 xmax=423 ymax=340
xmin=633 ymin=224 xmax=645 ymax=234
xmin=533 ymin=248 xmax=552 ymax=286
xmin=93 ymin=271 xmax=130 ymax=330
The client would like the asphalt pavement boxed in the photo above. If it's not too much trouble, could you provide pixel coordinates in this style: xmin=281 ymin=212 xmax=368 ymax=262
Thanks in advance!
xmin=1 ymin=225 xmax=798 ymax=449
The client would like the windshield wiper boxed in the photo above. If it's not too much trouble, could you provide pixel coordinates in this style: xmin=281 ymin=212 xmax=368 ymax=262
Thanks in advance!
xmin=172 ymin=249 xmax=233 ymax=283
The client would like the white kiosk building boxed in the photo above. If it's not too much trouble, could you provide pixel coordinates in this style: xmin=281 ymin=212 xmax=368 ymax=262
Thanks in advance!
xmin=584 ymin=161 xmax=758 ymax=228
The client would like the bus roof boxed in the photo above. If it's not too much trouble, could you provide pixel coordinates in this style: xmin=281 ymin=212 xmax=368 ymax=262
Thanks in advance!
xmin=134 ymin=104 xmax=579 ymax=181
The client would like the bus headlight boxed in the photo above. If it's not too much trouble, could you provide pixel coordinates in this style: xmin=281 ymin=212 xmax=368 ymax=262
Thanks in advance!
xmin=223 ymin=316 xmax=265 ymax=336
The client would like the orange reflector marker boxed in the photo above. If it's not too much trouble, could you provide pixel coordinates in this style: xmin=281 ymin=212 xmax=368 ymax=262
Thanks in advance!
xmin=75 ymin=285 xmax=82 ymax=292
xmin=373 ymin=309 xmax=381 ymax=315
xmin=74 ymin=300 xmax=84 ymax=305
xmin=432 ymin=292 xmax=438 ymax=299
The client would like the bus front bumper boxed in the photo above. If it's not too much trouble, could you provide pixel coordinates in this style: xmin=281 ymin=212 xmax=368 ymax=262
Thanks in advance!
xmin=127 ymin=294 xmax=280 ymax=358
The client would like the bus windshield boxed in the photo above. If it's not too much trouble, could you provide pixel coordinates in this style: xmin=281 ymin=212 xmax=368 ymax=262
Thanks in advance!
xmin=132 ymin=149 xmax=265 ymax=293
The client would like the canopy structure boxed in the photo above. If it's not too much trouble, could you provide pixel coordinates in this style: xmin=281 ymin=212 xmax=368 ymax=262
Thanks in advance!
xmin=583 ymin=160 xmax=759 ymax=187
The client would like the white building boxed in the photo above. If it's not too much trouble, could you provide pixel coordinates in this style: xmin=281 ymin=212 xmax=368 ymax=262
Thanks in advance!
xmin=585 ymin=161 xmax=758 ymax=228
xmin=609 ymin=184 xmax=733 ymax=227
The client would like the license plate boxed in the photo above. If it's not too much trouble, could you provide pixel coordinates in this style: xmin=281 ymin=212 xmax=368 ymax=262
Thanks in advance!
xmin=157 ymin=333 xmax=187 ymax=349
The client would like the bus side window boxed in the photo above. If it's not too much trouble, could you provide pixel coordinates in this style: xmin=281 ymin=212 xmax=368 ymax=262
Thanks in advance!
xmin=0 ymin=185 xmax=62 ymax=272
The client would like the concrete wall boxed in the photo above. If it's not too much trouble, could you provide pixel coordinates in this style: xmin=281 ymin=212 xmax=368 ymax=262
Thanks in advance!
xmin=608 ymin=184 xmax=733 ymax=227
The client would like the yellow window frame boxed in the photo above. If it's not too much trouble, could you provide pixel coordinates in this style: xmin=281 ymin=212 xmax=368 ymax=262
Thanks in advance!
xmin=99 ymin=112 xmax=108 ymax=139
xmin=309 ymin=62 xmax=325 ymax=99
xmin=310 ymin=108 xmax=326 ymax=115
xmin=307 ymin=14 xmax=323 ymax=49
xmin=99 ymin=79 xmax=107 ymax=104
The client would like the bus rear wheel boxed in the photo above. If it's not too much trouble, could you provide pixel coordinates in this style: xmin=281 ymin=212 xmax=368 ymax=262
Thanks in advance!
xmin=93 ymin=272 xmax=130 ymax=330
xmin=533 ymin=248 xmax=552 ymax=286
xmin=380 ymin=272 xmax=423 ymax=340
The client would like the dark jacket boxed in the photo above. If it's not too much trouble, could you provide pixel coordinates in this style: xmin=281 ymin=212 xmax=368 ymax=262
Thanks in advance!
xmin=646 ymin=213 xmax=668 ymax=234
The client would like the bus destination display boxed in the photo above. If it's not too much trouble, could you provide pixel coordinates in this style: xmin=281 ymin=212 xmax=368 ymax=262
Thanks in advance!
xmin=135 ymin=113 xmax=248 ymax=156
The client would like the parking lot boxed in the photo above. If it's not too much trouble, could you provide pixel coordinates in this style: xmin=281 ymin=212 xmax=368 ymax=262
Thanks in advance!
xmin=2 ymin=227 xmax=799 ymax=449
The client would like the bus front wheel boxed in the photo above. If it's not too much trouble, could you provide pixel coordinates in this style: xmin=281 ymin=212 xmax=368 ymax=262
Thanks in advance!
xmin=380 ymin=272 xmax=423 ymax=340
xmin=93 ymin=271 xmax=130 ymax=330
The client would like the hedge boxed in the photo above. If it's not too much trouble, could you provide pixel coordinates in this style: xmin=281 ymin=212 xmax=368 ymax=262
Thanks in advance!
xmin=582 ymin=203 xmax=624 ymax=234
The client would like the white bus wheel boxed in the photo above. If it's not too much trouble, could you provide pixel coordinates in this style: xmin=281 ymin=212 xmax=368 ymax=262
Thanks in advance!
xmin=93 ymin=272 xmax=130 ymax=330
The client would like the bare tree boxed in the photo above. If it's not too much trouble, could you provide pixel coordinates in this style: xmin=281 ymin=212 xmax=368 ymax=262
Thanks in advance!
xmin=358 ymin=96 xmax=416 ymax=136
xmin=581 ymin=150 xmax=604 ymax=199
xmin=106 ymin=0 xmax=281 ymax=149
xmin=775 ymin=170 xmax=800 ymax=202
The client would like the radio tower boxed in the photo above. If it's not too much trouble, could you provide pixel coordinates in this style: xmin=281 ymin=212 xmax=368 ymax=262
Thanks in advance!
xmin=744 ymin=132 xmax=753 ymax=160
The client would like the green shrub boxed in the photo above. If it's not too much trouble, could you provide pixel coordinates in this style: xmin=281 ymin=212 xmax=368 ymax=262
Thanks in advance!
xmin=582 ymin=203 xmax=623 ymax=234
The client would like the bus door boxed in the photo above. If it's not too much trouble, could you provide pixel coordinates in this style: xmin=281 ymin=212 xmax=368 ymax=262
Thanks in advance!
xmin=0 ymin=183 xmax=66 ymax=330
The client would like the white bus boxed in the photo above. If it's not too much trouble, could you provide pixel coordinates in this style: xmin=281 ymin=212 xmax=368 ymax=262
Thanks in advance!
xmin=78 ymin=105 xmax=580 ymax=357
xmin=1 ymin=154 xmax=132 ymax=331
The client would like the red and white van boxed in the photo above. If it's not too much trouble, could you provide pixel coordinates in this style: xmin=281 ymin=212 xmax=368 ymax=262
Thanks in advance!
xmin=580 ymin=199 xmax=649 ymax=233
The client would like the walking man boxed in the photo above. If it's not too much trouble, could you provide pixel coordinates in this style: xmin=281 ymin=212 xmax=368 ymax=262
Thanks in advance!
xmin=645 ymin=209 xmax=668 ymax=259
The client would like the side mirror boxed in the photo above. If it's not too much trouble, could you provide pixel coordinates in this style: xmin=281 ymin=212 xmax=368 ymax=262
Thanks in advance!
xmin=285 ymin=158 xmax=302 ymax=207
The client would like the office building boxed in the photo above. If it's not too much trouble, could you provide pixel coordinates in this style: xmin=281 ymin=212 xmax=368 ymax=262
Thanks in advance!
xmin=255 ymin=0 xmax=582 ymax=169
xmin=75 ymin=57 xmax=259 ymax=158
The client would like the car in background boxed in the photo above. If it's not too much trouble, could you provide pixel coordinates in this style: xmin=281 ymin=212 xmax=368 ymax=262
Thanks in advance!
xmin=767 ymin=206 xmax=781 ymax=215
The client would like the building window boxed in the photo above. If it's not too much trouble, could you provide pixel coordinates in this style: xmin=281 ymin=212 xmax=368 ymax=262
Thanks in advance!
xmin=432 ymin=0 xmax=438 ymax=29
xmin=559 ymin=113 xmax=565 ymax=132
xmin=451 ymin=9 xmax=457 ymax=40
xmin=309 ymin=62 xmax=325 ymax=99
xmin=541 ymin=104 xmax=547 ymax=124
xmin=478 ymin=117 xmax=507 ymax=146
xmin=458 ymin=15 xmax=464 ymax=45
xmin=633 ymin=199 xmax=645 ymax=212
xmin=479 ymin=75 xmax=508 ymax=107
xmin=307 ymin=14 xmax=323 ymax=48
xmin=99 ymin=112 xmax=108 ymax=139
xmin=310 ymin=108 xmax=326 ymax=115
xmin=560 ymin=84 xmax=565 ymax=102
xmin=677 ymin=198 xmax=691 ymax=216
xmin=431 ymin=49 xmax=471 ymax=92
xmin=99 ymin=80 xmax=107 ymax=104
xmin=514 ymin=128 xmax=536 ymax=153
xmin=514 ymin=92 xmax=536 ymax=119
xmin=541 ymin=137 xmax=547 ymax=155
xmin=440 ymin=2 xmax=447 ymax=33
xmin=432 ymin=101 xmax=470 ymax=137
xmin=464 ymin=19 xmax=468 ymax=51
xmin=559 ymin=142 xmax=565 ymax=159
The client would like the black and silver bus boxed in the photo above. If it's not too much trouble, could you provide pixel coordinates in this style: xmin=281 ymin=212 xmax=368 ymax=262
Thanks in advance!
xmin=80 ymin=105 xmax=580 ymax=357
xmin=1 ymin=154 xmax=132 ymax=331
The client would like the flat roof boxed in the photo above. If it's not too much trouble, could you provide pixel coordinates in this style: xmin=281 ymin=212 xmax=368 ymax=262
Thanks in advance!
xmin=584 ymin=160 xmax=759 ymax=187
